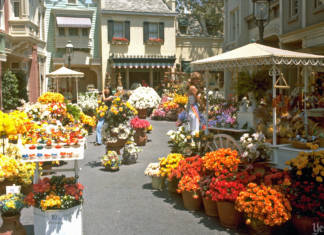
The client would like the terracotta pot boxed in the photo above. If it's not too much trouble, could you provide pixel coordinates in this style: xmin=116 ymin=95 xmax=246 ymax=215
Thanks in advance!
xmin=137 ymin=109 xmax=147 ymax=119
xmin=292 ymin=215 xmax=321 ymax=235
xmin=202 ymin=197 xmax=218 ymax=217
xmin=151 ymin=176 xmax=165 ymax=190
xmin=181 ymin=191 xmax=202 ymax=211
xmin=134 ymin=128 xmax=147 ymax=146
xmin=217 ymin=201 xmax=241 ymax=228
xmin=248 ymin=219 xmax=272 ymax=235
xmin=167 ymin=178 xmax=179 ymax=193
xmin=0 ymin=214 xmax=26 ymax=235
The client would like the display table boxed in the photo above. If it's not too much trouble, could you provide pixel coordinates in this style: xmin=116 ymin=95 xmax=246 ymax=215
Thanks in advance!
xmin=20 ymin=138 xmax=86 ymax=183
xmin=271 ymin=144 xmax=324 ymax=169
xmin=209 ymin=127 xmax=248 ymax=140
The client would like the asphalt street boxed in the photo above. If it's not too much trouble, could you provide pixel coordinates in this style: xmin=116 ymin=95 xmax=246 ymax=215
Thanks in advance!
xmin=16 ymin=120 xmax=243 ymax=235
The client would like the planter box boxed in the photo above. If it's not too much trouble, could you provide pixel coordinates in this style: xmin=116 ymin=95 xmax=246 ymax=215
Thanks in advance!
xmin=34 ymin=205 xmax=82 ymax=235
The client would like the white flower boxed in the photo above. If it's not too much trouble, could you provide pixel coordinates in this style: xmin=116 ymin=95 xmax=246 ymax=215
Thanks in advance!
xmin=242 ymin=133 xmax=249 ymax=138
xmin=242 ymin=151 xmax=248 ymax=158
xmin=247 ymin=138 xmax=252 ymax=142
xmin=247 ymin=143 xmax=254 ymax=149
xmin=252 ymin=133 xmax=259 ymax=140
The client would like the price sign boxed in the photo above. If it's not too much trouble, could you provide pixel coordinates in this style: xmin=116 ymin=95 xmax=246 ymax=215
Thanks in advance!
xmin=6 ymin=184 xmax=21 ymax=194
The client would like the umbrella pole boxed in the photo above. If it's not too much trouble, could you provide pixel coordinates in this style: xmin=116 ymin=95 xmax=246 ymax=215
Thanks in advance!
xmin=76 ymin=78 xmax=79 ymax=102
xmin=205 ymin=71 xmax=209 ymax=135
xmin=270 ymin=65 xmax=278 ymax=145
xmin=56 ymin=78 xmax=58 ymax=92
xmin=303 ymin=67 xmax=308 ymax=138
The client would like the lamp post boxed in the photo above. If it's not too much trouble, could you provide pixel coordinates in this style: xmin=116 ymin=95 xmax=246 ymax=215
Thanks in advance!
xmin=65 ymin=40 xmax=74 ymax=69
xmin=253 ymin=0 xmax=270 ymax=43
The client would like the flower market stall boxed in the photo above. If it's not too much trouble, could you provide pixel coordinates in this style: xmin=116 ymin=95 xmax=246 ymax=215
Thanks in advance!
xmin=47 ymin=66 xmax=84 ymax=102
xmin=191 ymin=42 xmax=324 ymax=168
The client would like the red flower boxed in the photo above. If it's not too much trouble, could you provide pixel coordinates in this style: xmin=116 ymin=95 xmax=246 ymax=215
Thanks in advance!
xmin=130 ymin=117 xmax=150 ymax=129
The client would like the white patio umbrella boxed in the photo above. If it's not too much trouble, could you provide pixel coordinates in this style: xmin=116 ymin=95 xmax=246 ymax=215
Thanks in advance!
xmin=46 ymin=66 xmax=84 ymax=101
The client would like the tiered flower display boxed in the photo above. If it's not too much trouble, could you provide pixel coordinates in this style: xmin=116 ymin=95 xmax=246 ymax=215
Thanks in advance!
xmin=25 ymin=176 xmax=84 ymax=211
xmin=208 ymin=102 xmax=238 ymax=128
xmin=128 ymin=87 xmax=161 ymax=110
xmin=235 ymin=183 xmax=292 ymax=227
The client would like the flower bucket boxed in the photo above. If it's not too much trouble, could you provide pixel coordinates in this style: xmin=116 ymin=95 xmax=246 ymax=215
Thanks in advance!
xmin=247 ymin=219 xmax=272 ymax=235
xmin=292 ymin=215 xmax=319 ymax=235
xmin=151 ymin=176 xmax=164 ymax=190
xmin=181 ymin=191 xmax=202 ymax=211
xmin=106 ymin=139 xmax=127 ymax=154
xmin=0 ymin=214 xmax=26 ymax=235
xmin=34 ymin=205 xmax=82 ymax=235
xmin=134 ymin=129 xmax=147 ymax=146
xmin=202 ymin=197 xmax=218 ymax=217
xmin=137 ymin=109 xmax=147 ymax=119
xmin=167 ymin=178 xmax=178 ymax=193
xmin=217 ymin=201 xmax=241 ymax=229
xmin=122 ymin=153 xmax=138 ymax=165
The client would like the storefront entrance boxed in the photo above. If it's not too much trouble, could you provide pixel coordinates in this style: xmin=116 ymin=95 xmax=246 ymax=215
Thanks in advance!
xmin=129 ymin=71 xmax=150 ymax=87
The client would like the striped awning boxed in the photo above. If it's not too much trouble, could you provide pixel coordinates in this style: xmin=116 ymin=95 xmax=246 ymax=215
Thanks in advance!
xmin=109 ymin=55 xmax=176 ymax=69
xmin=56 ymin=17 xmax=91 ymax=28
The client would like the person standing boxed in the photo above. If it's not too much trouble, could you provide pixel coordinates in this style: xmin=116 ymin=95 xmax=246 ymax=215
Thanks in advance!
xmin=95 ymin=87 xmax=114 ymax=145
xmin=187 ymin=72 xmax=201 ymax=135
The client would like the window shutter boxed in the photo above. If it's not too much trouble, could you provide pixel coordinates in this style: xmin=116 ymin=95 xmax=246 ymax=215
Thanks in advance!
xmin=125 ymin=21 xmax=130 ymax=41
xmin=159 ymin=22 xmax=164 ymax=43
xmin=108 ymin=20 xmax=114 ymax=42
xmin=143 ymin=22 xmax=149 ymax=43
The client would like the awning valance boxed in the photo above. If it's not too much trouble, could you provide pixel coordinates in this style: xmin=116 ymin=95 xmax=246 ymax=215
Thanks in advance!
xmin=109 ymin=54 xmax=176 ymax=69
xmin=56 ymin=17 xmax=91 ymax=28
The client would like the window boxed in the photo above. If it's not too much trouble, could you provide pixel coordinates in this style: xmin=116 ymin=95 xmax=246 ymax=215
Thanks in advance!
xmin=314 ymin=0 xmax=324 ymax=8
xmin=13 ymin=1 xmax=20 ymax=18
xmin=113 ymin=22 xmax=124 ymax=38
xmin=288 ymin=0 xmax=298 ymax=18
xmin=69 ymin=28 xmax=78 ymax=36
xmin=58 ymin=28 xmax=65 ymax=36
xmin=148 ymin=23 xmax=158 ymax=39
xmin=68 ymin=0 xmax=77 ymax=4
xmin=229 ymin=9 xmax=239 ymax=41
xmin=82 ymin=28 xmax=89 ymax=36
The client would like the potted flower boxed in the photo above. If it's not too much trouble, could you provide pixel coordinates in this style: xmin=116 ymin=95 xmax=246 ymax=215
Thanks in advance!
xmin=147 ymin=38 xmax=164 ymax=45
xmin=101 ymin=151 xmax=120 ymax=171
xmin=111 ymin=37 xmax=129 ymax=45
xmin=130 ymin=117 xmax=150 ymax=146
xmin=170 ymin=156 xmax=204 ymax=211
xmin=128 ymin=87 xmax=161 ymax=119
xmin=162 ymin=101 xmax=179 ymax=121
xmin=25 ymin=176 xmax=84 ymax=235
xmin=105 ymin=123 xmax=132 ymax=154
xmin=0 ymin=193 xmax=27 ymax=234
xmin=159 ymin=153 xmax=184 ymax=193
xmin=144 ymin=162 xmax=164 ymax=190
xmin=286 ymin=150 xmax=324 ymax=234
xmin=240 ymin=132 xmax=272 ymax=176
xmin=235 ymin=183 xmax=292 ymax=235
xmin=151 ymin=108 xmax=166 ymax=120
xmin=122 ymin=141 xmax=141 ymax=164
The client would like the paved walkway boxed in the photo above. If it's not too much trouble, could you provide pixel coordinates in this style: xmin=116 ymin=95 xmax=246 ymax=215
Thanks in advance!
xmin=19 ymin=120 xmax=243 ymax=235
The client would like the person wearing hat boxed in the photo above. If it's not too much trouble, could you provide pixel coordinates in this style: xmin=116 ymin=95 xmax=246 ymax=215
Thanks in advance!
xmin=187 ymin=72 xmax=201 ymax=135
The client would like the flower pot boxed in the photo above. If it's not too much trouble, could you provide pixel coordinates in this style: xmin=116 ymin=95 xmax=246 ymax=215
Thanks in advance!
xmin=134 ymin=129 xmax=147 ymax=146
xmin=122 ymin=153 xmax=138 ymax=165
xmin=217 ymin=201 xmax=241 ymax=229
xmin=167 ymin=178 xmax=179 ymax=193
xmin=106 ymin=139 xmax=127 ymax=154
xmin=151 ymin=176 xmax=164 ymax=190
xmin=292 ymin=215 xmax=320 ymax=235
xmin=0 ymin=214 xmax=26 ymax=235
xmin=247 ymin=219 xmax=272 ymax=235
xmin=181 ymin=191 xmax=202 ymax=211
xmin=34 ymin=205 xmax=82 ymax=235
xmin=137 ymin=109 xmax=147 ymax=119
xmin=202 ymin=197 xmax=218 ymax=217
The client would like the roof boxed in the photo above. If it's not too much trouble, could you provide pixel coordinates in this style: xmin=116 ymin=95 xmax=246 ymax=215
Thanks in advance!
xmin=47 ymin=67 xmax=84 ymax=78
xmin=101 ymin=0 xmax=174 ymax=15
xmin=191 ymin=43 xmax=324 ymax=70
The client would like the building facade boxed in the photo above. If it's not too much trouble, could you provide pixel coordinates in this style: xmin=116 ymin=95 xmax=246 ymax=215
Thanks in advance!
xmin=223 ymin=0 xmax=324 ymax=97
xmin=100 ymin=0 xmax=177 ymax=90
xmin=45 ymin=0 xmax=101 ymax=96
xmin=0 ymin=0 xmax=46 ymax=102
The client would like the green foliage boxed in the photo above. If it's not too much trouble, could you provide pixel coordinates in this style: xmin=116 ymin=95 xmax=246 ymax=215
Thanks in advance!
xmin=2 ymin=70 xmax=20 ymax=110
xmin=67 ymin=103 xmax=81 ymax=120
xmin=237 ymin=71 xmax=272 ymax=101
xmin=13 ymin=70 xmax=28 ymax=102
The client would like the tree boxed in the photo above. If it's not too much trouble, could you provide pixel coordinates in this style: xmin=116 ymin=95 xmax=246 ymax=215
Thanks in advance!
xmin=2 ymin=70 xmax=20 ymax=110
xmin=14 ymin=70 xmax=28 ymax=102
xmin=176 ymin=0 xmax=224 ymax=36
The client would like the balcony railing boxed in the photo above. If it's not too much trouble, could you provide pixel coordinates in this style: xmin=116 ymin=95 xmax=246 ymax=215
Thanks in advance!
xmin=55 ymin=36 xmax=91 ymax=49
xmin=9 ymin=20 xmax=40 ymax=38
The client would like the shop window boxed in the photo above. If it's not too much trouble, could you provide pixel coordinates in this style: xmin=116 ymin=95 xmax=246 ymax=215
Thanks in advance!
xmin=113 ymin=22 xmax=125 ymax=38
xmin=59 ymin=28 xmax=65 ymax=36
xmin=148 ymin=23 xmax=158 ymax=39
xmin=82 ymin=28 xmax=89 ymax=37
xmin=288 ymin=0 xmax=298 ymax=18
xmin=13 ymin=0 xmax=20 ymax=18
xmin=314 ymin=0 xmax=324 ymax=8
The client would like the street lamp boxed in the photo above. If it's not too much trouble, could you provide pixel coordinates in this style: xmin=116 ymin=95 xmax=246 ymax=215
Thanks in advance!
xmin=253 ymin=0 xmax=270 ymax=43
xmin=65 ymin=40 xmax=74 ymax=68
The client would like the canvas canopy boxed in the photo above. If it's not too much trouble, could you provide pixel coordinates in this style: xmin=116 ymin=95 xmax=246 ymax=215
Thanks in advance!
xmin=191 ymin=43 xmax=324 ymax=71
xmin=191 ymin=43 xmax=324 ymax=145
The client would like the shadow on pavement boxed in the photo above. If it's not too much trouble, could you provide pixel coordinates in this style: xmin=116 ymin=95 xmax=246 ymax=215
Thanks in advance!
xmin=85 ymin=160 xmax=102 ymax=168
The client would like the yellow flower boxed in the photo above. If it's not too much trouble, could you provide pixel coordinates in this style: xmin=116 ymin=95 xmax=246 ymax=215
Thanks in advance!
xmin=296 ymin=170 xmax=302 ymax=176
xmin=316 ymin=176 xmax=323 ymax=182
